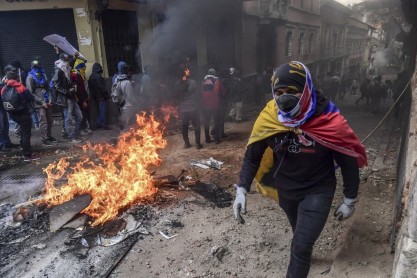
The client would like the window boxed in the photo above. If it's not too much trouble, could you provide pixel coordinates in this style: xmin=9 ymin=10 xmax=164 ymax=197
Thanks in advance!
xmin=298 ymin=32 xmax=304 ymax=55
xmin=285 ymin=31 xmax=293 ymax=56
xmin=324 ymin=29 xmax=329 ymax=48
xmin=308 ymin=33 xmax=314 ymax=53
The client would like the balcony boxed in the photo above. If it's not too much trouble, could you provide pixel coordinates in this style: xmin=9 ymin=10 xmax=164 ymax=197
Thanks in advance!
xmin=243 ymin=0 xmax=287 ymax=19
xmin=321 ymin=47 xmax=347 ymax=59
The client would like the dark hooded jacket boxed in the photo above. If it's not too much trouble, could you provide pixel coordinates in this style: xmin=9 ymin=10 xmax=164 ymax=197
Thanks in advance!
xmin=88 ymin=63 xmax=110 ymax=102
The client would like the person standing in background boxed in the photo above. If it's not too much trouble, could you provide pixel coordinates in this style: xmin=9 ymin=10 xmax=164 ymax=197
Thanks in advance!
xmin=26 ymin=59 xmax=57 ymax=146
xmin=88 ymin=63 xmax=111 ymax=130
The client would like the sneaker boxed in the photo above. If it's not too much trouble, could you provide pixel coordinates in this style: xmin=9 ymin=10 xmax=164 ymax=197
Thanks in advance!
xmin=184 ymin=142 xmax=191 ymax=149
xmin=42 ymin=139 xmax=54 ymax=146
xmin=69 ymin=138 xmax=83 ymax=144
xmin=196 ymin=143 xmax=203 ymax=150
xmin=24 ymin=155 xmax=40 ymax=162
xmin=5 ymin=143 xmax=20 ymax=149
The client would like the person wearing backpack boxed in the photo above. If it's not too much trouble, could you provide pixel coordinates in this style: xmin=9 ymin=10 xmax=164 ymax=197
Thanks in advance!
xmin=52 ymin=53 xmax=83 ymax=144
xmin=201 ymin=68 xmax=222 ymax=144
xmin=1 ymin=65 xmax=38 ymax=161
xmin=26 ymin=60 xmax=57 ymax=146
xmin=112 ymin=63 xmax=135 ymax=130
xmin=0 ymin=74 xmax=20 ymax=152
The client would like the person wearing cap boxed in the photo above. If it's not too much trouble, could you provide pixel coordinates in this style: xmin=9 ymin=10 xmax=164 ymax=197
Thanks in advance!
xmin=232 ymin=61 xmax=367 ymax=278
xmin=26 ymin=60 xmax=57 ymax=146
xmin=0 ymin=69 xmax=20 ymax=152
xmin=1 ymin=65 xmax=38 ymax=161
xmin=52 ymin=53 xmax=83 ymax=144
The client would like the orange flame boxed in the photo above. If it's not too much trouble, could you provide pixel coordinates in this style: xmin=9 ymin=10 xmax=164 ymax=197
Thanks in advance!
xmin=182 ymin=68 xmax=190 ymax=81
xmin=40 ymin=114 xmax=167 ymax=226
xmin=159 ymin=104 xmax=179 ymax=123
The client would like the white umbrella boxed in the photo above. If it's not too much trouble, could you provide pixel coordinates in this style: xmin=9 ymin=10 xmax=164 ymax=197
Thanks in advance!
xmin=43 ymin=34 xmax=87 ymax=60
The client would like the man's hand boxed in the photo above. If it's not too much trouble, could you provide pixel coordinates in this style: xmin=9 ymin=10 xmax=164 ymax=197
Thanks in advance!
xmin=334 ymin=197 xmax=357 ymax=221
xmin=233 ymin=186 xmax=247 ymax=224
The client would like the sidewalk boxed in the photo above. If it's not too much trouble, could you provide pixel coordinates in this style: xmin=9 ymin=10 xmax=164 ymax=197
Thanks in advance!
xmin=5 ymin=118 xmax=121 ymax=157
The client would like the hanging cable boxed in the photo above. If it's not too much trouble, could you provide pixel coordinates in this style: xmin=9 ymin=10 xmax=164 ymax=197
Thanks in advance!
xmin=360 ymin=79 xmax=411 ymax=144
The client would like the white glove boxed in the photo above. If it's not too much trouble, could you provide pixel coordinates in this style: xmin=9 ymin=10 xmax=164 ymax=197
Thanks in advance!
xmin=334 ymin=197 xmax=357 ymax=221
xmin=233 ymin=186 xmax=247 ymax=224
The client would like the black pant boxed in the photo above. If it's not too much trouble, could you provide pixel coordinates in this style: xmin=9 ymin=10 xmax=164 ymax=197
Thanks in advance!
xmin=78 ymin=102 xmax=90 ymax=130
xmin=180 ymin=110 xmax=201 ymax=144
xmin=214 ymin=102 xmax=228 ymax=137
xmin=8 ymin=111 xmax=32 ymax=157
xmin=279 ymin=190 xmax=334 ymax=278
xmin=202 ymin=109 xmax=220 ymax=142
xmin=355 ymin=92 xmax=369 ymax=105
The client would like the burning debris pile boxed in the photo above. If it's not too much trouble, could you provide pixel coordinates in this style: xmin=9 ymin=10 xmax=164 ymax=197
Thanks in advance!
xmin=0 ymin=113 xmax=236 ymax=277
xmin=40 ymin=114 xmax=167 ymax=226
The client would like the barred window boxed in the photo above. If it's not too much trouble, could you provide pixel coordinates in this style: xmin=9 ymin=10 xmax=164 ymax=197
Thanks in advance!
xmin=286 ymin=31 xmax=293 ymax=57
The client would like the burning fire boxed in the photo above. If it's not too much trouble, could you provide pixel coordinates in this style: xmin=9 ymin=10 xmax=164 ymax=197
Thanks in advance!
xmin=159 ymin=104 xmax=179 ymax=123
xmin=40 ymin=114 xmax=167 ymax=226
xmin=182 ymin=68 xmax=190 ymax=81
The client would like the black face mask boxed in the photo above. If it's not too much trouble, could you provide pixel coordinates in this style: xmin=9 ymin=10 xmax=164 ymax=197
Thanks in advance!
xmin=276 ymin=94 xmax=300 ymax=113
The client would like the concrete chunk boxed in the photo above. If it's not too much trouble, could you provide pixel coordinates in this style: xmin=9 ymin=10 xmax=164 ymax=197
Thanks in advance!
xmin=49 ymin=194 xmax=92 ymax=232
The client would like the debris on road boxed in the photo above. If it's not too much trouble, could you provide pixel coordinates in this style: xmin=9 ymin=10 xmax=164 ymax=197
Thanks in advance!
xmin=159 ymin=230 xmax=178 ymax=240
xmin=49 ymin=194 xmax=92 ymax=232
xmin=96 ymin=214 xmax=147 ymax=247
xmin=191 ymin=157 xmax=224 ymax=170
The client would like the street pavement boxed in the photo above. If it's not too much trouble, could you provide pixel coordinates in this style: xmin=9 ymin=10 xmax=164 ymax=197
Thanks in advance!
xmin=4 ymin=117 xmax=121 ymax=157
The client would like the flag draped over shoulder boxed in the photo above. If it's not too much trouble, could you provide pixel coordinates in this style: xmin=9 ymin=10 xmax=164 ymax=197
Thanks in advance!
xmin=248 ymin=99 xmax=367 ymax=201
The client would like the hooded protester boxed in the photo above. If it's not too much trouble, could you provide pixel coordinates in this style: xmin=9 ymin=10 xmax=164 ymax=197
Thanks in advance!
xmin=174 ymin=64 xmax=202 ymax=149
xmin=232 ymin=61 xmax=367 ymax=278
xmin=26 ymin=60 xmax=57 ymax=146
xmin=1 ymin=65 xmax=38 ymax=161
xmin=88 ymin=63 xmax=111 ymax=130
xmin=114 ymin=63 xmax=135 ymax=130
xmin=112 ymin=61 xmax=127 ymax=85
xmin=71 ymin=57 xmax=91 ymax=135
xmin=52 ymin=52 xmax=83 ymax=143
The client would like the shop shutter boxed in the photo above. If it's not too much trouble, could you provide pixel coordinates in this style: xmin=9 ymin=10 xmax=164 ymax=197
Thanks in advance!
xmin=0 ymin=9 xmax=78 ymax=80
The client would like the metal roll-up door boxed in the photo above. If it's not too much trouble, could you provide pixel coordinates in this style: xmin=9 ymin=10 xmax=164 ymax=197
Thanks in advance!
xmin=0 ymin=9 xmax=78 ymax=80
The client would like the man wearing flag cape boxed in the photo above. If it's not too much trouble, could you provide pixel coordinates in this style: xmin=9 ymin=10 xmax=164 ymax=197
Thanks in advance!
xmin=233 ymin=61 xmax=367 ymax=278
